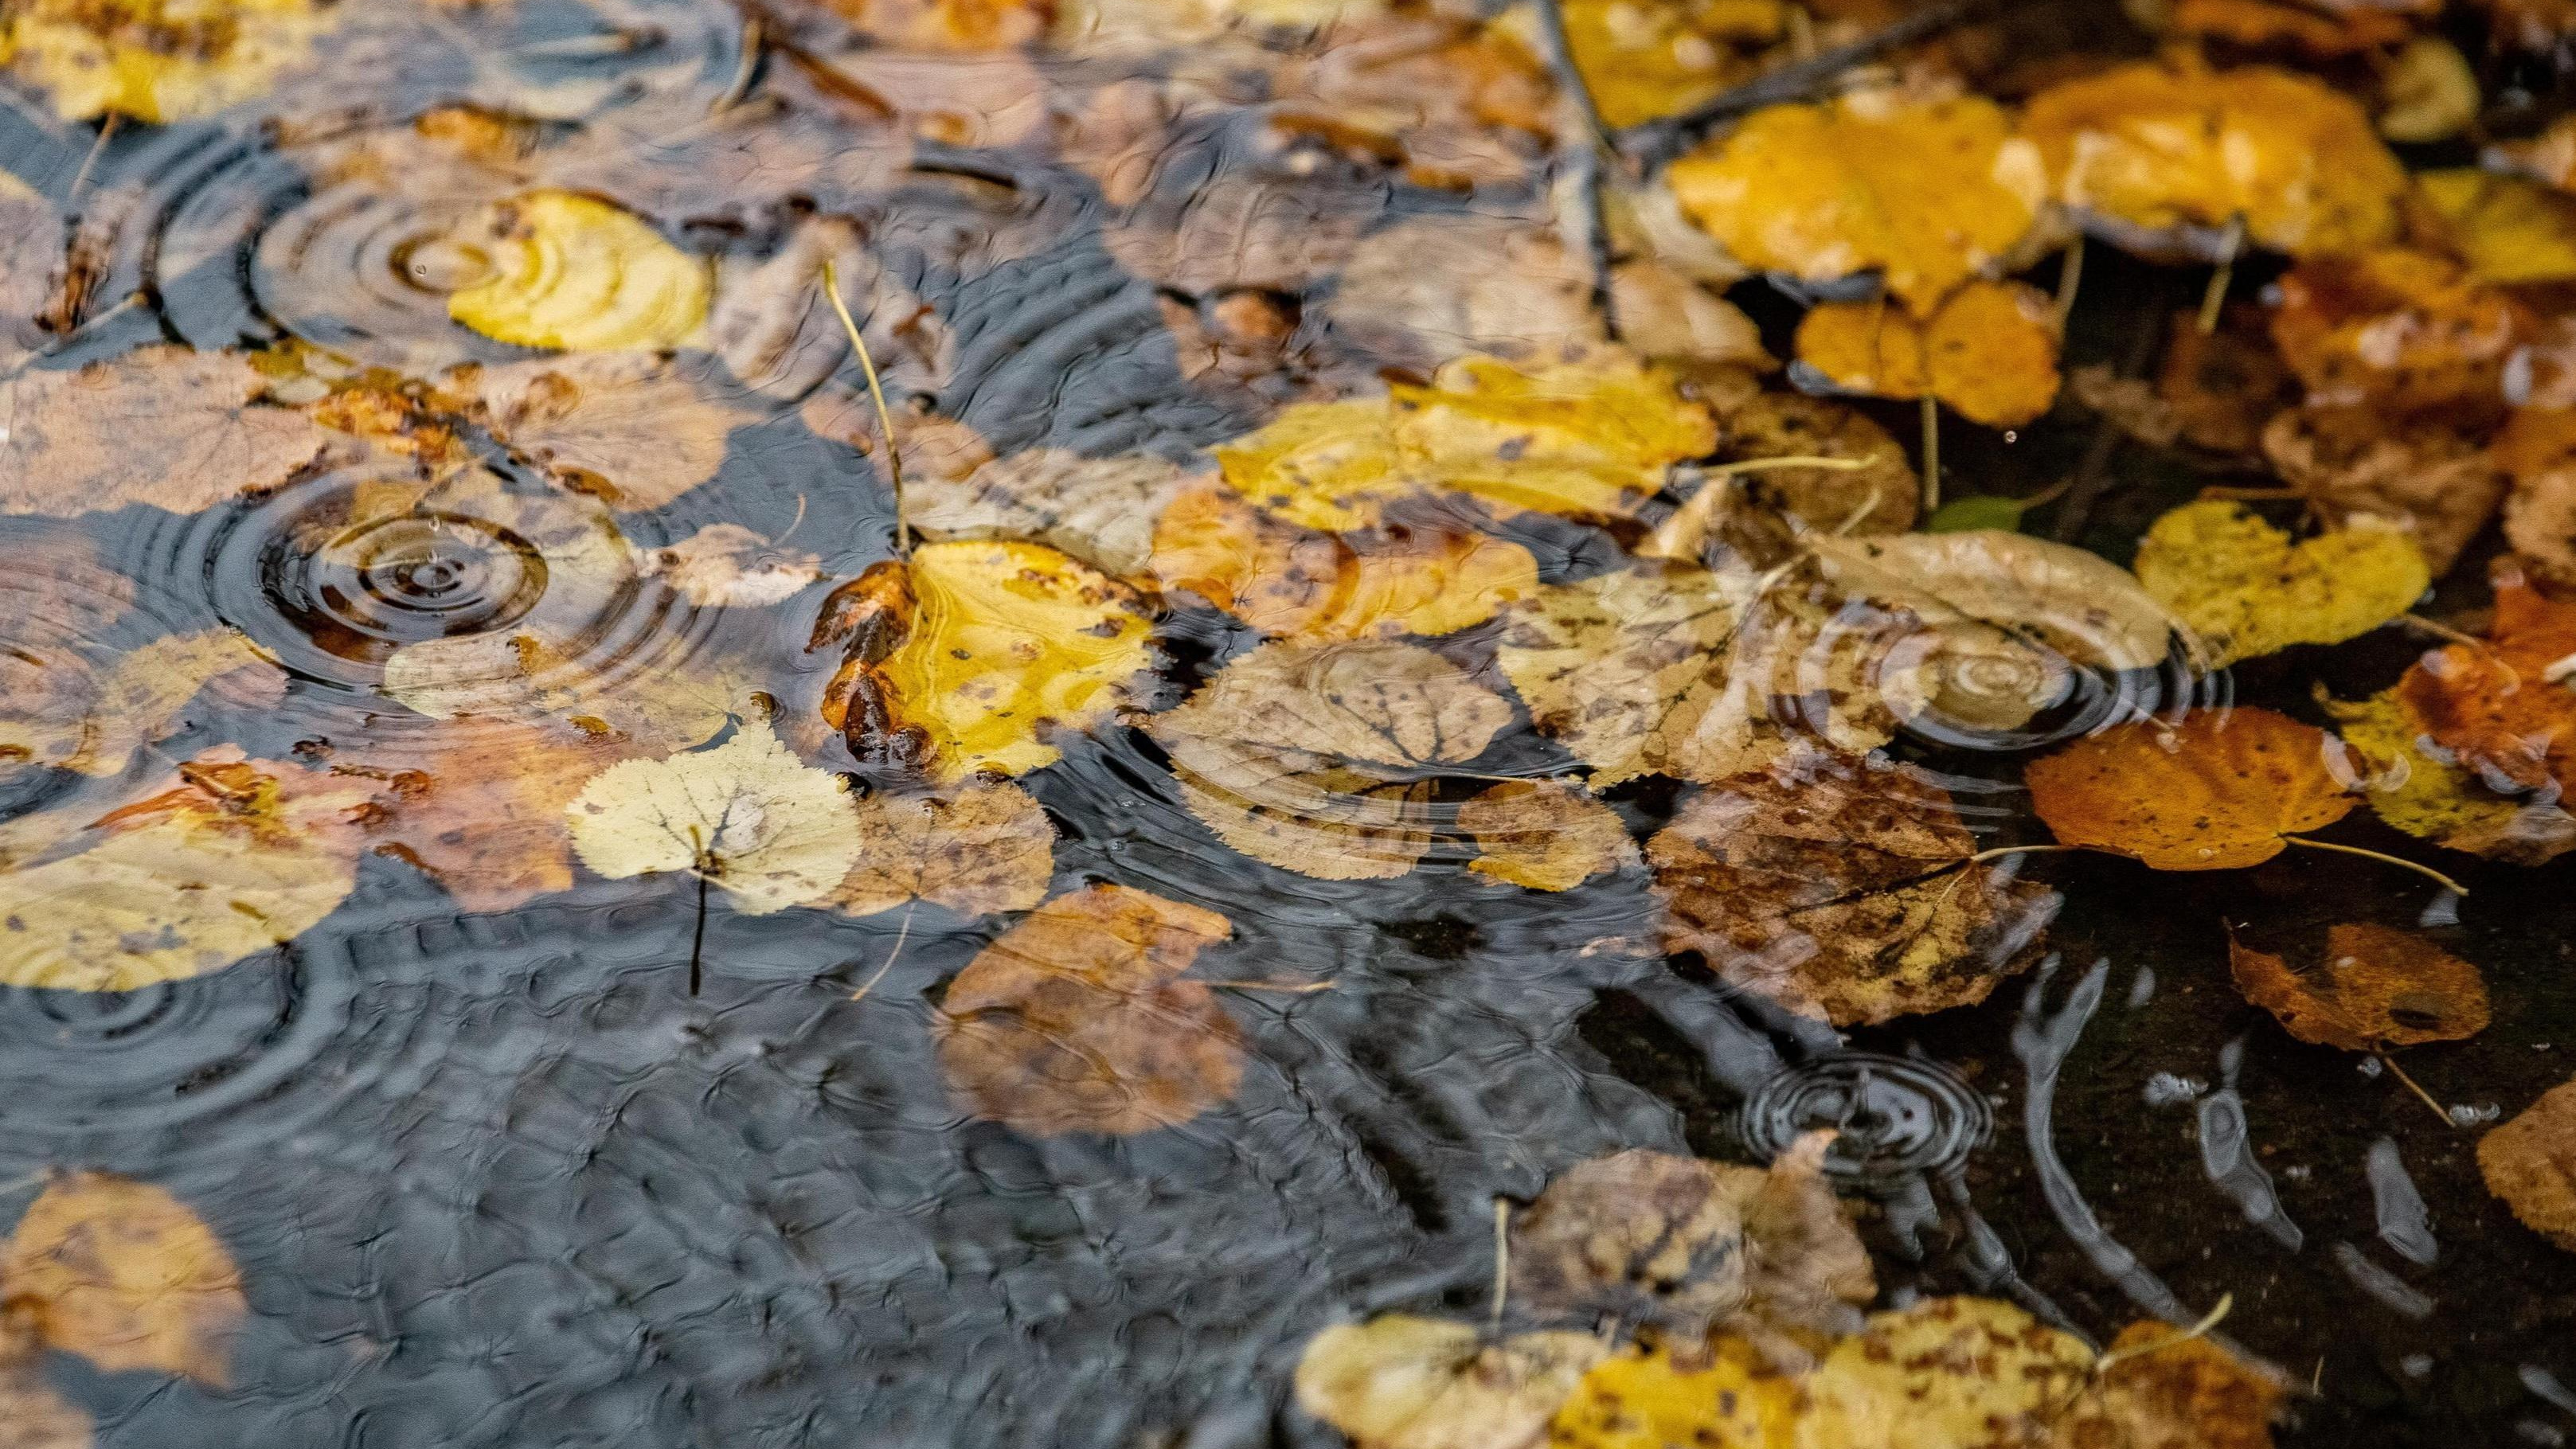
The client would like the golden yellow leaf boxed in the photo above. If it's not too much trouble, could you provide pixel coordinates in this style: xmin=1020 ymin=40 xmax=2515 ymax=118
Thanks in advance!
xmin=2 ymin=1172 xmax=244 ymax=1385
xmin=1495 ymin=564 xmax=1754 ymax=786
xmin=2025 ymin=707 xmax=2359 ymax=871
xmin=831 ymin=779 xmax=1054 ymax=917
xmin=1667 ymin=88 xmax=2044 ymax=314
xmin=564 ymin=716 xmax=860 ymax=914
xmin=447 ymin=192 xmax=709 ymax=353
xmin=0 ymin=0 xmax=336 ymax=123
xmin=2419 ymin=169 xmax=2576 ymax=287
xmin=1801 ymin=1297 xmax=2092 ymax=1447
xmin=2329 ymin=688 xmax=2576 ymax=865
xmin=2023 ymin=58 xmax=2407 ymax=258
xmin=1702 ymin=393 xmax=1921 ymax=549
xmin=933 ymin=883 xmax=1241 ymax=1135
xmin=1295 ymin=1315 xmax=1609 ymax=1449
xmin=2483 ymin=1078 xmax=2576 ymax=1251
xmin=0 ymin=628 xmax=284 ymax=782
xmin=451 ymin=353 xmax=752 ymax=510
xmin=2378 ymin=36 xmax=2480 ymax=143
xmin=1546 ymin=1335 xmax=1801 ymax=1449
xmin=1792 ymin=282 xmax=2062 ymax=428
xmin=1151 ymin=482 xmax=1538 ymax=642
xmin=2132 ymin=501 xmax=2427 ymax=666
xmin=0 ymin=346 xmax=337 ymax=518
xmin=0 ymin=754 xmax=371 ymax=990
xmin=1460 ymin=779 xmax=1638 ymax=891
xmin=1555 ymin=0 xmax=1785 ymax=129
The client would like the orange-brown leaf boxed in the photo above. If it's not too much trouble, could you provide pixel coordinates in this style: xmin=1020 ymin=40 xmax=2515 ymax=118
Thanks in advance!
xmin=2393 ymin=572 xmax=2576 ymax=799
xmin=1148 ymin=483 xmax=1536 ymax=641
xmin=2025 ymin=708 xmax=2359 ymax=869
xmin=2228 ymin=922 xmax=2490 ymax=1050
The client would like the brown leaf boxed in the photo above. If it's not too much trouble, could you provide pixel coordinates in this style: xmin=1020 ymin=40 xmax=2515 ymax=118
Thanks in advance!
xmin=637 ymin=524 xmax=824 ymax=608
xmin=911 ymin=447 xmax=1196 ymax=576
xmin=2268 ymin=248 xmax=2528 ymax=413
xmin=450 ymin=353 xmax=753 ymax=510
xmin=1647 ymin=760 xmax=2058 ymax=1025
xmin=831 ymin=780 xmax=1055 ymax=918
xmin=2228 ymin=922 xmax=2491 ymax=1051
xmin=2158 ymin=306 xmax=2300 ymax=454
xmin=2 ymin=1172 xmax=244 ymax=1385
xmin=350 ymin=719 xmax=636 ymax=915
xmin=0 ymin=346 xmax=336 ymax=518
xmin=0 ymin=1368 xmax=90 ymax=1449
xmin=1458 ymin=779 xmax=1636 ymax=892
xmin=2481 ymin=1077 xmax=2576 ymax=1251
xmin=709 ymin=215 xmax=952 ymax=402
xmin=2390 ymin=569 xmax=2576 ymax=799
xmin=2055 ymin=1321 xmax=2289 ymax=1449
xmin=2261 ymin=406 xmax=2506 ymax=576
xmin=933 ymin=884 xmax=1243 ymax=1135
xmin=2025 ymin=707 xmax=2359 ymax=870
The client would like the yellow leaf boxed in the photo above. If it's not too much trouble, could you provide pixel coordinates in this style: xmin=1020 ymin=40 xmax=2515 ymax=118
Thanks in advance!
xmin=1547 ymin=1336 xmax=1801 ymax=1449
xmin=1802 ymin=1297 xmax=2092 ymax=1447
xmin=1294 ymin=1315 xmax=1609 ymax=1449
xmin=831 ymin=779 xmax=1055 ymax=917
xmin=0 ymin=0 xmax=336 ymax=123
xmin=2328 ymin=689 xmax=2576 ymax=865
xmin=2132 ymin=501 xmax=2427 ymax=666
xmin=1555 ymin=0 xmax=1786 ymax=130
xmin=564 ymin=717 xmax=860 ymax=914
xmin=2418 ymin=168 xmax=2576 ymax=287
xmin=2 ymin=1172 xmax=244 ymax=1385
xmin=447 ymin=192 xmax=709 ymax=353
xmin=1667 ymin=88 xmax=2045 ymax=314
xmin=1792 ymin=282 xmax=2062 ymax=428
xmin=1460 ymin=779 xmax=1638 ymax=891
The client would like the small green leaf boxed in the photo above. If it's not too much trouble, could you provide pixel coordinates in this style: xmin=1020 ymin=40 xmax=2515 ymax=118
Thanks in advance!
xmin=1925 ymin=495 xmax=2029 ymax=533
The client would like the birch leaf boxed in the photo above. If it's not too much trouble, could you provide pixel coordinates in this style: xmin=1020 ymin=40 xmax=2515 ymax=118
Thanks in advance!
xmin=565 ymin=717 xmax=859 ymax=914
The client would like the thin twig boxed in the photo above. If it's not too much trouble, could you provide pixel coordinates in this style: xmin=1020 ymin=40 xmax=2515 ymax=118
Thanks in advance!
xmin=850 ymin=898 xmax=919 ymax=1003
xmin=2281 ymin=836 xmax=2467 ymax=897
xmin=822 ymin=260 xmax=911 ymax=556
xmin=2050 ymin=232 xmax=2085 ymax=334
xmin=2198 ymin=215 xmax=2246 ymax=334
xmin=2378 ymin=1053 xmax=2457 ymax=1128
xmin=2401 ymin=612 xmax=2485 ymax=650
xmin=1530 ymin=0 xmax=1620 ymax=335
xmin=1491 ymin=1198 xmax=1513 ymax=1331
xmin=68 ymin=114 xmax=117 ymax=204
xmin=1920 ymin=394 xmax=1941 ymax=514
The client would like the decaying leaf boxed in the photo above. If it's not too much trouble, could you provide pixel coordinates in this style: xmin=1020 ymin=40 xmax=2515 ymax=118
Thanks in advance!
xmin=911 ymin=448 xmax=1197 ymax=577
xmin=1215 ymin=350 xmax=1718 ymax=530
xmin=2023 ymin=57 xmax=2407 ymax=257
xmin=350 ymin=718 xmax=635 ymax=915
xmin=1458 ymin=779 xmax=1636 ymax=891
xmin=448 ymin=352 xmax=752 ymax=510
xmin=0 ymin=627 xmax=285 ymax=781
xmin=2 ymin=1172 xmax=244 ymax=1385
xmin=2232 ymin=920 xmax=2490 ymax=1053
xmin=1295 ymin=1315 xmax=1609 ymax=1449
xmin=933 ymin=883 xmax=1242 ymax=1136
xmin=2330 ymin=687 xmax=2576 ymax=865
xmin=1648 ymin=760 xmax=2058 ymax=1025
xmin=830 ymin=779 xmax=1054 ymax=917
xmin=2482 ymin=1078 xmax=2576 ymax=1251
xmin=2056 ymin=1319 xmax=2288 ymax=1449
xmin=2157 ymin=306 xmax=2302 ymax=455
xmin=0 ymin=0 xmax=338 ymax=123
xmin=2419 ymin=169 xmax=2576 ymax=287
xmin=446 ymin=191 xmax=710 ymax=352
xmin=565 ymin=716 xmax=860 ymax=914
xmin=1150 ymin=482 xmax=1538 ymax=642
xmin=1792 ymin=281 xmax=2062 ymax=428
xmin=0 ymin=346 xmax=336 ymax=518
xmin=815 ymin=541 xmax=1155 ymax=782
xmin=2267 ymin=248 xmax=2529 ymax=412
xmin=2025 ymin=707 xmax=2359 ymax=870
xmin=1149 ymin=638 xmax=1514 ymax=880
xmin=1666 ymin=88 xmax=2044 ymax=314
xmin=2260 ymin=407 xmax=2506 ymax=576
xmin=2132 ymin=501 xmax=2427 ymax=666
xmin=1546 ymin=1334 xmax=1800 ymax=1449
xmin=1710 ymin=392 xmax=1919 ymax=541
xmin=0 ymin=753 xmax=371 ymax=990
xmin=2390 ymin=571 xmax=2576 ymax=803
xmin=638 ymin=524 xmax=824 ymax=608
xmin=1800 ymin=1297 xmax=2092 ymax=1447
xmin=709 ymin=213 xmax=951 ymax=402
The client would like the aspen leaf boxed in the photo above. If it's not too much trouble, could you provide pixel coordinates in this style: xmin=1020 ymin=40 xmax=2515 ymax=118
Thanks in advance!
xmin=453 ymin=353 xmax=752 ymax=510
xmin=933 ymin=884 xmax=1242 ymax=1136
xmin=352 ymin=718 xmax=636 ymax=915
xmin=2 ymin=1172 xmax=244 ymax=1385
xmin=830 ymin=780 xmax=1054 ymax=918
xmin=1792 ymin=281 xmax=2062 ymax=428
xmin=0 ymin=347 xmax=336 ymax=518
xmin=2378 ymin=36 xmax=2480 ymax=143
xmin=1459 ymin=779 xmax=1637 ymax=892
xmin=2024 ymin=707 xmax=2359 ymax=870
xmin=2418 ymin=169 xmax=2576 ymax=287
xmin=2482 ymin=1078 xmax=2576 ymax=1252
xmin=1295 ymin=1315 xmax=1608 ymax=1449
xmin=2132 ymin=501 xmax=2427 ymax=666
xmin=446 ymin=192 xmax=710 ymax=353
xmin=0 ymin=0 xmax=337 ymax=123
xmin=2056 ymin=1320 xmax=2288 ymax=1449
xmin=2228 ymin=922 xmax=2489 ymax=1051
xmin=1712 ymin=393 xmax=1919 ymax=541
xmin=564 ymin=717 xmax=860 ymax=914
xmin=2329 ymin=688 xmax=2576 ymax=865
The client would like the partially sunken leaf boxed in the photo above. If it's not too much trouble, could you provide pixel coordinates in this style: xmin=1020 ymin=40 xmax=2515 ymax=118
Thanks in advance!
xmin=912 ymin=448 xmax=1195 ymax=577
xmin=565 ymin=717 xmax=860 ymax=914
xmin=639 ymin=524 xmax=823 ymax=608
xmin=933 ymin=884 xmax=1241 ymax=1136
xmin=1648 ymin=762 xmax=2058 ymax=1025
xmin=2025 ymin=708 xmax=2359 ymax=870
xmin=2418 ymin=169 xmax=2576 ymax=287
xmin=452 ymin=352 xmax=751 ymax=510
xmin=1666 ymin=89 xmax=2044 ymax=314
xmin=830 ymin=780 xmax=1054 ymax=918
xmin=0 ymin=628 xmax=285 ymax=780
xmin=2023 ymin=58 xmax=2406 ymax=257
xmin=1792 ymin=282 xmax=2062 ymax=428
xmin=2268 ymin=248 xmax=2529 ymax=412
xmin=2261 ymin=407 xmax=2505 ymax=577
xmin=1459 ymin=779 xmax=1636 ymax=892
xmin=354 ymin=718 xmax=635 ymax=915
xmin=1150 ymin=639 xmax=1515 ymax=881
xmin=0 ymin=347 xmax=335 ymax=518
xmin=0 ymin=0 xmax=337 ymax=123
xmin=2330 ymin=689 xmax=2576 ymax=865
xmin=1800 ymin=1298 xmax=2092 ymax=1447
xmin=447 ymin=192 xmax=709 ymax=352
xmin=2132 ymin=501 xmax=2426 ymax=666
xmin=0 ymin=754 xmax=370 ymax=990
xmin=2 ymin=1172 xmax=244 ymax=1385
xmin=1294 ymin=1316 xmax=1608 ymax=1449
xmin=1150 ymin=482 xmax=1538 ymax=642
xmin=2229 ymin=922 xmax=2489 ymax=1051
xmin=2482 ymin=1079 xmax=2576 ymax=1251
xmin=2391 ymin=574 xmax=2576 ymax=803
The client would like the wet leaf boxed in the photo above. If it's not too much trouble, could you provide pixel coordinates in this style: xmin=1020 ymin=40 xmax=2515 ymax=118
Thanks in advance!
xmin=817 ymin=541 xmax=1156 ymax=782
xmin=2259 ymin=407 xmax=2505 ymax=576
xmin=1648 ymin=760 xmax=2058 ymax=1025
xmin=2418 ymin=169 xmax=2576 ymax=286
xmin=0 ymin=627 xmax=285 ymax=781
xmin=830 ymin=779 xmax=1054 ymax=917
xmin=0 ymin=753 xmax=371 ymax=990
xmin=2329 ymin=688 xmax=2576 ymax=865
xmin=933 ymin=883 xmax=1242 ymax=1136
xmin=2132 ymin=501 xmax=2427 ymax=666
xmin=2056 ymin=1320 xmax=2287 ymax=1449
xmin=450 ymin=352 xmax=751 ymax=510
xmin=910 ymin=448 xmax=1197 ymax=577
xmin=1666 ymin=88 xmax=2045 ymax=314
xmin=809 ymin=0 xmax=1051 ymax=51
xmin=0 ymin=0 xmax=337 ymax=123
xmin=2482 ymin=1078 xmax=2576 ymax=1251
xmin=2157 ymin=306 xmax=2302 ymax=455
xmin=565 ymin=716 xmax=861 ymax=914
xmin=2389 ymin=571 xmax=2576 ymax=800
xmin=2268 ymin=248 xmax=2530 ymax=412
xmin=1545 ymin=1334 xmax=1800 ymax=1449
xmin=2023 ymin=57 xmax=2406 ymax=257
xmin=353 ymin=718 xmax=635 ymax=915
xmin=2024 ymin=706 xmax=2359 ymax=870
xmin=1551 ymin=0 xmax=1784 ymax=128
xmin=1801 ymin=1297 xmax=2092 ymax=1447
xmin=1151 ymin=482 xmax=1538 ymax=642
xmin=1149 ymin=638 xmax=1515 ymax=880
xmin=1459 ymin=779 xmax=1637 ymax=892
xmin=2165 ymin=0 xmax=2423 ymax=53
xmin=1804 ymin=528 xmax=2175 ymax=674
xmin=710 ymin=214 xmax=951 ymax=402
xmin=2378 ymin=35 xmax=2480 ymax=143
xmin=446 ymin=192 xmax=710 ymax=352
xmin=1700 ymin=392 xmax=1920 ymax=551
xmin=1792 ymin=281 xmax=2062 ymax=428
xmin=1295 ymin=1315 xmax=1609 ymax=1449
xmin=2229 ymin=922 xmax=2489 ymax=1051
xmin=0 ymin=346 xmax=337 ymax=518
xmin=2 ymin=1172 xmax=244 ymax=1385
xmin=0 ymin=1367 xmax=89 ymax=1449
xmin=638 ymin=524 xmax=824 ymax=608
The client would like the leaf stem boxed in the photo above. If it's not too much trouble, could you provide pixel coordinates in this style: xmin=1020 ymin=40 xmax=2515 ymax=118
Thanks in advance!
xmin=1920 ymin=394 xmax=1941 ymax=514
xmin=850 ymin=898 xmax=919 ymax=1003
xmin=2050 ymin=232 xmax=2085 ymax=334
xmin=687 ymin=825 xmax=711 ymax=998
xmin=822 ymin=260 xmax=911 ymax=558
xmin=2093 ymin=1293 xmax=2232 ymax=1375
xmin=2281 ymin=837 xmax=2467 ymax=896
xmin=2198 ymin=214 xmax=2245 ymax=334
xmin=1491 ymin=1197 xmax=1512 ymax=1331
xmin=2378 ymin=1053 xmax=2457 ymax=1129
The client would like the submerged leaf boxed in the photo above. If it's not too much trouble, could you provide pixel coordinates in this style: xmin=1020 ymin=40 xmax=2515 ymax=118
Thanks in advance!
xmin=933 ymin=883 xmax=1241 ymax=1136
xmin=1459 ymin=779 xmax=1637 ymax=892
xmin=2 ymin=1172 xmax=244 ymax=1385
xmin=2390 ymin=572 xmax=2576 ymax=802
xmin=830 ymin=779 xmax=1054 ymax=918
xmin=0 ymin=0 xmax=337 ymax=123
xmin=453 ymin=353 xmax=752 ymax=510
xmin=2132 ymin=501 xmax=2426 ymax=666
xmin=2268 ymin=248 xmax=2528 ymax=412
xmin=639 ymin=524 xmax=824 ymax=608
xmin=565 ymin=717 xmax=859 ymax=914
xmin=2483 ymin=1079 xmax=2576 ymax=1252
xmin=2418 ymin=169 xmax=2576 ymax=287
xmin=2229 ymin=922 xmax=2489 ymax=1051
xmin=1295 ymin=1315 xmax=1609 ymax=1449
xmin=353 ymin=718 xmax=635 ymax=915
xmin=0 ymin=346 xmax=336 ymax=518
xmin=2025 ymin=707 xmax=2359 ymax=870
xmin=447 ymin=192 xmax=709 ymax=353
xmin=2260 ymin=407 xmax=2505 ymax=577
xmin=1792 ymin=282 xmax=2062 ymax=428
xmin=911 ymin=448 xmax=1197 ymax=576
xmin=0 ymin=627 xmax=285 ymax=781
xmin=1801 ymin=1297 xmax=2092 ymax=1447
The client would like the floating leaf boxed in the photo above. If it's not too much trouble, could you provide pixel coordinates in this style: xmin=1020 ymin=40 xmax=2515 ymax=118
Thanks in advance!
xmin=2167 ymin=0 xmax=2423 ymax=53
xmin=2418 ymin=169 xmax=2576 ymax=287
xmin=0 ymin=627 xmax=284 ymax=781
xmin=1458 ymin=779 xmax=1636 ymax=892
xmin=2229 ymin=922 xmax=2490 ymax=1051
xmin=2379 ymin=35 xmax=2480 ymax=142
xmin=352 ymin=718 xmax=635 ymax=915
xmin=2483 ymin=1079 xmax=2576 ymax=1252
xmin=1546 ymin=1334 xmax=1800 ymax=1449
xmin=0 ymin=1368 xmax=89 ymax=1449
xmin=1666 ymin=88 xmax=2044 ymax=314
xmin=933 ymin=883 xmax=1241 ymax=1135
xmin=1800 ymin=1297 xmax=2092 ymax=1446
xmin=1711 ymin=392 xmax=1919 ymax=541
xmin=2268 ymin=248 xmax=2530 ymax=412
xmin=911 ymin=448 xmax=1196 ymax=577
xmin=1648 ymin=760 xmax=2058 ymax=1025
xmin=0 ymin=347 xmax=337 ymax=518
xmin=0 ymin=0 xmax=337 ymax=123
xmin=450 ymin=352 xmax=751 ymax=510
xmin=2025 ymin=707 xmax=2358 ymax=870
xmin=2132 ymin=501 xmax=2427 ymax=666
xmin=830 ymin=779 xmax=1054 ymax=918
xmin=2391 ymin=571 xmax=2576 ymax=801
xmin=2 ymin=1172 xmax=244 ymax=1385
xmin=1792 ymin=281 xmax=2062 ymax=428
xmin=1294 ymin=1315 xmax=1608 ymax=1449
xmin=565 ymin=717 xmax=860 ymax=914
xmin=2260 ymin=407 xmax=2505 ymax=576
xmin=638 ymin=524 xmax=823 ymax=608
xmin=447 ymin=192 xmax=709 ymax=353
xmin=2330 ymin=688 xmax=2576 ymax=865
xmin=1554 ymin=0 xmax=1782 ymax=128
